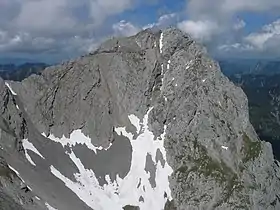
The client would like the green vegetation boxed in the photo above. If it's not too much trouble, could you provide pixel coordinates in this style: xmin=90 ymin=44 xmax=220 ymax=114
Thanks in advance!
xmin=191 ymin=139 xmax=236 ymax=184
xmin=0 ymin=168 xmax=10 ymax=178
xmin=242 ymin=133 xmax=262 ymax=163
xmin=176 ymin=138 xmax=243 ymax=188
xmin=0 ymin=166 xmax=14 ymax=183
xmin=228 ymin=72 xmax=280 ymax=160
xmin=174 ymin=138 xmax=249 ymax=207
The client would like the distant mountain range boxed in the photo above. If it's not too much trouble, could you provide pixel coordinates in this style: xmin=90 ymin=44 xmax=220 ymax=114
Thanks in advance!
xmin=221 ymin=60 xmax=280 ymax=160
xmin=0 ymin=63 xmax=48 ymax=81
xmin=219 ymin=59 xmax=280 ymax=76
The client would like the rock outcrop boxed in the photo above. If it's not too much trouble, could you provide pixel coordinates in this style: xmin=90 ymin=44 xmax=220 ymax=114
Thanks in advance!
xmin=0 ymin=28 xmax=279 ymax=210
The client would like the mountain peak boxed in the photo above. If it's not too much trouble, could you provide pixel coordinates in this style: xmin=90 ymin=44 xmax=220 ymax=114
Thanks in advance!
xmin=0 ymin=29 xmax=279 ymax=210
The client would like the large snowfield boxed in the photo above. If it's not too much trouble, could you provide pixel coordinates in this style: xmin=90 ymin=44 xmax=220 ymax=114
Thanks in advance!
xmin=43 ymin=108 xmax=173 ymax=210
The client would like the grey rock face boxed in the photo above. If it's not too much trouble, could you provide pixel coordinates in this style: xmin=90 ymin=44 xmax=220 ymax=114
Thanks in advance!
xmin=157 ymin=29 xmax=280 ymax=210
xmin=0 ymin=156 xmax=43 ymax=210
xmin=0 ymin=28 xmax=279 ymax=210
xmin=144 ymin=153 xmax=156 ymax=188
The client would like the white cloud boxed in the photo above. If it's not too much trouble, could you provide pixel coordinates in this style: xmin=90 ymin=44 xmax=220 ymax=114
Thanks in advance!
xmin=221 ymin=0 xmax=280 ymax=13
xmin=112 ymin=20 xmax=140 ymax=37
xmin=0 ymin=29 xmax=100 ymax=58
xmin=218 ymin=43 xmax=253 ymax=52
xmin=1 ymin=0 xmax=280 ymax=60
xmin=180 ymin=0 xmax=280 ymax=44
xmin=143 ymin=13 xmax=178 ymax=30
xmin=177 ymin=20 xmax=219 ymax=41
xmin=89 ymin=0 xmax=133 ymax=25
xmin=16 ymin=0 xmax=76 ymax=33
xmin=14 ymin=0 xmax=134 ymax=33
xmin=112 ymin=13 xmax=178 ymax=38
xmin=157 ymin=13 xmax=178 ymax=27
xmin=217 ymin=19 xmax=280 ymax=57
xmin=233 ymin=19 xmax=246 ymax=30
xmin=245 ymin=33 xmax=274 ymax=50
xmin=187 ymin=0 xmax=280 ymax=20
xmin=244 ymin=19 xmax=280 ymax=50
xmin=0 ymin=0 xmax=136 ymax=60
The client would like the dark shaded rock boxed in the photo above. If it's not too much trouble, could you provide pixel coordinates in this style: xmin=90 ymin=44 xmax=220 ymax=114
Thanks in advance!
xmin=123 ymin=205 xmax=140 ymax=210
xmin=164 ymin=200 xmax=176 ymax=210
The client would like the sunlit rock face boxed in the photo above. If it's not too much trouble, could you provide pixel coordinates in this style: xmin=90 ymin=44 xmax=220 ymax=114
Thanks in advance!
xmin=0 ymin=28 xmax=280 ymax=210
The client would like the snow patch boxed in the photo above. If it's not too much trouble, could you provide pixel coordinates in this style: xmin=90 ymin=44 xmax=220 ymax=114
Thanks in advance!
xmin=175 ymin=84 xmax=178 ymax=87
xmin=22 ymin=139 xmax=45 ymax=166
xmin=114 ymin=108 xmax=173 ymax=210
xmin=159 ymin=33 xmax=163 ymax=53
xmin=8 ymin=165 xmax=21 ymax=178
xmin=8 ymin=165 xmax=33 ymax=192
xmin=50 ymin=154 xmax=124 ymax=210
xmin=160 ymin=64 xmax=165 ymax=91
xmin=5 ymin=82 xmax=17 ymax=95
xmin=222 ymin=146 xmax=228 ymax=150
xmin=35 ymin=196 xmax=41 ymax=200
xmin=167 ymin=60 xmax=171 ymax=70
xmin=25 ymin=153 xmax=36 ymax=166
xmin=45 ymin=202 xmax=58 ymax=210
xmin=22 ymin=139 xmax=45 ymax=159
xmin=49 ymin=108 xmax=173 ymax=210
xmin=16 ymin=105 xmax=20 ymax=110
xmin=128 ymin=115 xmax=141 ymax=134
xmin=47 ymin=130 xmax=111 ymax=153
xmin=202 ymin=79 xmax=206 ymax=83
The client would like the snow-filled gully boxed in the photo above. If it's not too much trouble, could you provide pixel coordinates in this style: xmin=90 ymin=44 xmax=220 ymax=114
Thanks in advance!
xmin=48 ymin=108 xmax=173 ymax=210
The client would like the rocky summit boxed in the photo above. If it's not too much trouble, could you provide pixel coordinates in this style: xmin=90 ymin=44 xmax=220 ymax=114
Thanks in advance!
xmin=0 ymin=28 xmax=279 ymax=210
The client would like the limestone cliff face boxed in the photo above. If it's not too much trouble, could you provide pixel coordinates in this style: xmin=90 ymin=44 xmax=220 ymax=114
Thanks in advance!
xmin=0 ymin=28 xmax=279 ymax=210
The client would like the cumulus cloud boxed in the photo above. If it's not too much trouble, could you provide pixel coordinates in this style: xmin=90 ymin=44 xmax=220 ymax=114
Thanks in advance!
xmin=0 ymin=0 xmax=136 ymax=61
xmin=3 ymin=0 xmax=73 ymax=34
xmin=244 ymin=19 xmax=280 ymax=51
xmin=112 ymin=13 xmax=178 ymax=38
xmin=217 ymin=19 xmax=280 ymax=57
xmin=0 ymin=30 xmax=98 ymax=56
xmin=233 ymin=19 xmax=246 ymax=30
xmin=221 ymin=0 xmax=280 ymax=13
xmin=143 ymin=13 xmax=178 ymax=29
xmin=112 ymin=20 xmax=140 ymax=37
xmin=89 ymin=0 xmax=133 ymax=25
xmin=187 ymin=0 xmax=280 ymax=21
xmin=14 ymin=0 xmax=134 ymax=33
xmin=16 ymin=0 xmax=77 ymax=34
xmin=178 ymin=0 xmax=280 ymax=45
xmin=177 ymin=20 xmax=219 ymax=42
xmin=218 ymin=43 xmax=253 ymax=52
xmin=1 ymin=0 xmax=280 ymax=61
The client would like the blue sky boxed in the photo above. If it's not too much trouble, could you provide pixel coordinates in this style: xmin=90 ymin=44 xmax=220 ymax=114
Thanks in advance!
xmin=1 ymin=0 xmax=280 ymax=63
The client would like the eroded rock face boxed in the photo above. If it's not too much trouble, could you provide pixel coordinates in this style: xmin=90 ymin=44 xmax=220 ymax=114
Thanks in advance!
xmin=0 ymin=28 xmax=279 ymax=210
